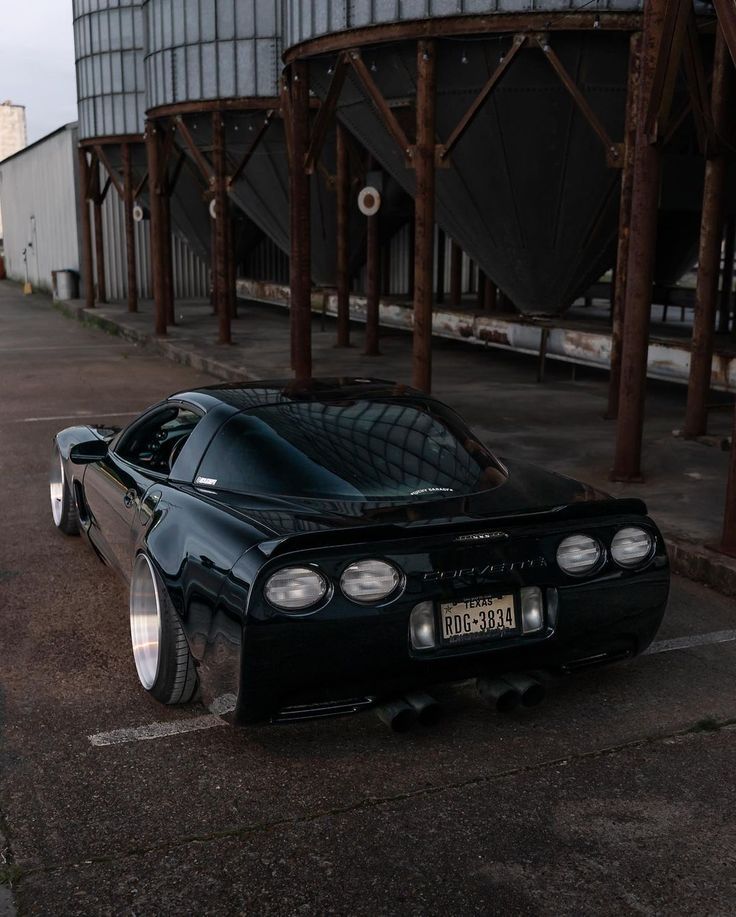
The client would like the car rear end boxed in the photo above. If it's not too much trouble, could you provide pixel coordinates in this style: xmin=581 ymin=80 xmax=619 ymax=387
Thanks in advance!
xmin=235 ymin=501 xmax=669 ymax=724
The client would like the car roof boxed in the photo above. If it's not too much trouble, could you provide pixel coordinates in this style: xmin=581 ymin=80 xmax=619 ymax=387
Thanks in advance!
xmin=172 ymin=378 xmax=428 ymax=413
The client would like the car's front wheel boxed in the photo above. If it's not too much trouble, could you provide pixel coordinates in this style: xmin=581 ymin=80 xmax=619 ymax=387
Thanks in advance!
xmin=129 ymin=553 xmax=198 ymax=705
xmin=49 ymin=446 xmax=79 ymax=535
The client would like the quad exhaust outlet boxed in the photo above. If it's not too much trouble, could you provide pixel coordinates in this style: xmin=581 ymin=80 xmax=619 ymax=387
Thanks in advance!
xmin=376 ymin=692 xmax=442 ymax=732
xmin=477 ymin=673 xmax=547 ymax=712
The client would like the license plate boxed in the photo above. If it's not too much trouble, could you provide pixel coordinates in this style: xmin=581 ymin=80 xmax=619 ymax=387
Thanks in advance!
xmin=440 ymin=593 xmax=518 ymax=644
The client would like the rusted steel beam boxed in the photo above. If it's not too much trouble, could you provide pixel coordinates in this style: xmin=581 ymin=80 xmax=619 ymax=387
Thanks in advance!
xmin=175 ymin=116 xmax=214 ymax=183
xmin=77 ymin=148 xmax=95 ymax=309
xmin=348 ymin=50 xmax=413 ymax=163
xmin=99 ymin=176 xmax=113 ymax=204
xmin=607 ymin=34 xmax=642 ymax=421
xmin=212 ymin=112 xmax=232 ymax=345
xmin=145 ymin=122 xmax=168 ymax=336
xmin=450 ymin=240 xmax=462 ymax=307
xmin=84 ymin=150 xmax=98 ymax=201
xmin=79 ymin=133 xmax=143 ymax=147
xmin=133 ymin=171 xmax=148 ymax=200
xmin=644 ymin=0 xmax=692 ymax=141
xmin=289 ymin=61 xmax=312 ymax=378
xmin=335 ymin=123 xmax=350 ymax=347
xmin=91 ymin=162 xmax=107 ymax=305
xmin=228 ymin=215 xmax=237 ymax=319
xmin=283 ymin=13 xmax=644 ymax=65
xmin=94 ymin=144 xmax=124 ymax=199
xmin=148 ymin=97 xmax=280 ymax=119
xmin=684 ymin=29 xmax=733 ymax=438
xmin=611 ymin=0 xmax=667 ymax=482
xmin=365 ymin=211 xmax=380 ymax=356
xmin=412 ymin=40 xmax=437 ymax=393
xmin=711 ymin=0 xmax=736 ymax=70
xmin=229 ymin=110 xmax=275 ymax=187
xmin=407 ymin=210 xmax=415 ymax=299
xmin=439 ymin=36 xmax=524 ymax=161
xmin=721 ymin=405 xmax=736 ymax=556
xmin=305 ymin=54 xmax=349 ymax=174
xmin=121 ymin=144 xmax=138 ymax=313
xmin=436 ymin=228 xmax=446 ymax=304
xmin=539 ymin=39 xmax=622 ymax=166
xmin=682 ymin=13 xmax=715 ymax=154
xmin=719 ymin=217 xmax=736 ymax=334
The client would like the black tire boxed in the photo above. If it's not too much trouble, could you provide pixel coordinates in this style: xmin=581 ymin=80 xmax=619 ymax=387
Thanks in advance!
xmin=49 ymin=446 xmax=79 ymax=536
xmin=129 ymin=554 xmax=198 ymax=705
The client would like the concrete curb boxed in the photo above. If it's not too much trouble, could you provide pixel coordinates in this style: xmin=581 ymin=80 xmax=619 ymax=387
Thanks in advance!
xmin=53 ymin=300 xmax=252 ymax=383
xmin=55 ymin=297 xmax=736 ymax=599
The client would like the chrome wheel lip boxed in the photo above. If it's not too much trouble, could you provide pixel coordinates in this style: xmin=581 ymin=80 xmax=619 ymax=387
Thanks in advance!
xmin=130 ymin=554 xmax=162 ymax=691
xmin=49 ymin=450 xmax=64 ymax=527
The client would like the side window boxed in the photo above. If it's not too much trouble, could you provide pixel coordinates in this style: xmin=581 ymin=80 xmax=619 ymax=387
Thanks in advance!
xmin=116 ymin=406 xmax=201 ymax=474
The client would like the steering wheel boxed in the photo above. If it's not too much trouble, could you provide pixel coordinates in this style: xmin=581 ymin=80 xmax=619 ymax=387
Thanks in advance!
xmin=168 ymin=435 xmax=189 ymax=471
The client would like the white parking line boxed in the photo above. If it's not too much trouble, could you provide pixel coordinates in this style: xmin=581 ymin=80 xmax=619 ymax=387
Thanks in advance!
xmin=88 ymin=695 xmax=236 ymax=747
xmin=643 ymin=629 xmax=736 ymax=655
xmin=11 ymin=411 xmax=139 ymax=424
xmin=87 ymin=629 xmax=736 ymax=748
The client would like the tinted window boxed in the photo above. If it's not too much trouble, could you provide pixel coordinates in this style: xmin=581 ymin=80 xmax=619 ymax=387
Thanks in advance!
xmin=117 ymin=406 xmax=201 ymax=473
xmin=195 ymin=400 xmax=506 ymax=500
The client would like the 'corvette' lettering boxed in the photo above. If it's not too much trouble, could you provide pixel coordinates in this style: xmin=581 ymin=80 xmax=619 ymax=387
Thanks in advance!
xmin=423 ymin=557 xmax=548 ymax=582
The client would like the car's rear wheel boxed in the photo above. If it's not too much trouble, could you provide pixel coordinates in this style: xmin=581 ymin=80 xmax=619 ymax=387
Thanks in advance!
xmin=129 ymin=553 xmax=198 ymax=705
xmin=49 ymin=447 xmax=79 ymax=535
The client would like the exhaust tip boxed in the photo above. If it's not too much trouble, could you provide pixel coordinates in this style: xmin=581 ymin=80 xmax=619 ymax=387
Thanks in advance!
xmin=521 ymin=681 xmax=546 ymax=707
xmin=476 ymin=677 xmax=522 ymax=714
xmin=376 ymin=699 xmax=418 ymax=733
xmin=404 ymin=691 xmax=442 ymax=726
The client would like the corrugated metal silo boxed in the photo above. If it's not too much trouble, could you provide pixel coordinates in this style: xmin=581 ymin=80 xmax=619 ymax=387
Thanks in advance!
xmin=284 ymin=0 xmax=706 ymax=315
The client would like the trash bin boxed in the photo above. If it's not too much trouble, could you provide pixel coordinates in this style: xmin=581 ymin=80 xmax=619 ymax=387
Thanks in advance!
xmin=54 ymin=269 xmax=79 ymax=301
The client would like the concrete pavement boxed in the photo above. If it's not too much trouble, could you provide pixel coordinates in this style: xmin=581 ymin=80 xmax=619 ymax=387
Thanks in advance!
xmin=1 ymin=280 xmax=736 ymax=916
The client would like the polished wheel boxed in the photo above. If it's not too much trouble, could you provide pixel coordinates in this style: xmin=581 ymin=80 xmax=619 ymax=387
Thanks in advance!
xmin=130 ymin=554 xmax=162 ymax=690
xmin=49 ymin=446 xmax=79 ymax=535
xmin=129 ymin=553 xmax=198 ymax=705
xmin=49 ymin=451 xmax=64 ymax=527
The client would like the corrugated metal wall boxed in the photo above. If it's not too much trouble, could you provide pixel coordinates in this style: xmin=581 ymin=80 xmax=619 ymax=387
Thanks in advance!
xmin=0 ymin=126 xmax=81 ymax=292
xmin=99 ymin=179 xmax=210 ymax=299
xmin=0 ymin=122 xmax=209 ymax=300
xmin=73 ymin=0 xmax=146 ymax=139
xmin=144 ymin=0 xmax=283 ymax=108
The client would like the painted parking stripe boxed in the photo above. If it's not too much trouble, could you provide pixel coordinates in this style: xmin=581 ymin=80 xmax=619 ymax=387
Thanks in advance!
xmin=88 ymin=695 xmax=236 ymax=747
xmin=87 ymin=631 xmax=736 ymax=747
xmin=643 ymin=629 xmax=736 ymax=655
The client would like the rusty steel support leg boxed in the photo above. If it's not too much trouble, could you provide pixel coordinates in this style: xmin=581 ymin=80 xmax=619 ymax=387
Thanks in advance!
xmin=721 ymin=407 xmax=736 ymax=556
xmin=684 ymin=30 xmax=733 ymax=438
xmin=485 ymin=277 xmax=497 ymax=312
xmin=407 ymin=210 xmax=415 ymax=299
xmin=91 ymin=164 xmax=107 ymax=305
xmin=611 ymin=0 xmax=666 ymax=482
xmin=77 ymin=148 xmax=95 ymax=308
xmin=607 ymin=33 xmax=642 ymax=420
xmin=450 ymin=240 xmax=462 ymax=307
xmin=146 ymin=123 xmax=168 ymax=335
xmin=365 ymin=212 xmax=380 ymax=355
xmin=122 ymin=143 xmax=138 ymax=313
xmin=436 ymin=228 xmax=446 ymax=304
xmin=212 ymin=112 xmax=231 ymax=344
xmin=289 ymin=61 xmax=312 ymax=378
xmin=477 ymin=269 xmax=487 ymax=310
xmin=412 ymin=40 xmax=437 ymax=393
xmin=718 ymin=217 xmax=735 ymax=334
xmin=336 ymin=123 xmax=350 ymax=347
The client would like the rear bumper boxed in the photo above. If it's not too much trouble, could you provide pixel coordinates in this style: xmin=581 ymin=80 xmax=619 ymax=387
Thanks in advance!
xmin=234 ymin=564 xmax=669 ymax=724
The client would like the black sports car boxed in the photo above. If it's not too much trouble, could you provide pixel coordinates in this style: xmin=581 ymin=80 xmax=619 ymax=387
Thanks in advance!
xmin=50 ymin=378 xmax=669 ymax=728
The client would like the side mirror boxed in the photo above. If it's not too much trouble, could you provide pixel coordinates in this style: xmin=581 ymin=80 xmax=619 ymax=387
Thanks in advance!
xmin=69 ymin=440 xmax=108 ymax=464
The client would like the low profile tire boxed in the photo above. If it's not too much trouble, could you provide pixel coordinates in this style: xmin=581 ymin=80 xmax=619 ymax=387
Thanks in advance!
xmin=129 ymin=554 xmax=198 ymax=705
xmin=49 ymin=446 xmax=79 ymax=535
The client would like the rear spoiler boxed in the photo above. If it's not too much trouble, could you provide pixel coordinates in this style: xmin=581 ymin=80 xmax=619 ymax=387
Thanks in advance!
xmin=259 ymin=497 xmax=649 ymax=558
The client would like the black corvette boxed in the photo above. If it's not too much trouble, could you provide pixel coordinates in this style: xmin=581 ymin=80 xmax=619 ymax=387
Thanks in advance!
xmin=50 ymin=378 xmax=669 ymax=727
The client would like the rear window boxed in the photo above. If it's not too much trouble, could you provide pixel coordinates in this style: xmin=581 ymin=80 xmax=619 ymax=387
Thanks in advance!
xmin=194 ymin=400 xmax=507 ymax=502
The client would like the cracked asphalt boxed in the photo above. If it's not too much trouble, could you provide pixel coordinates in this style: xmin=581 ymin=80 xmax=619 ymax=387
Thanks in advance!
xmin=1 ymin=282 xmax=736 ymax=916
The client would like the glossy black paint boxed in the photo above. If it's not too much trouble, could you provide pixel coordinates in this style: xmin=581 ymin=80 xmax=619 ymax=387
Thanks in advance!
xmin=55 ymin=378 xmax=670 ymax=724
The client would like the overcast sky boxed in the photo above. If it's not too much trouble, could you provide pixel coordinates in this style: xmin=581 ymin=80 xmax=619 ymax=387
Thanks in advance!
xmin=0 ymin=3 xmax=77 ymax=144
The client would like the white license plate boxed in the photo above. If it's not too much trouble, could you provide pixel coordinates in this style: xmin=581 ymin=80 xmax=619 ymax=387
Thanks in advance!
xmin=440 ymin=593 xmax=517 ymax=643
